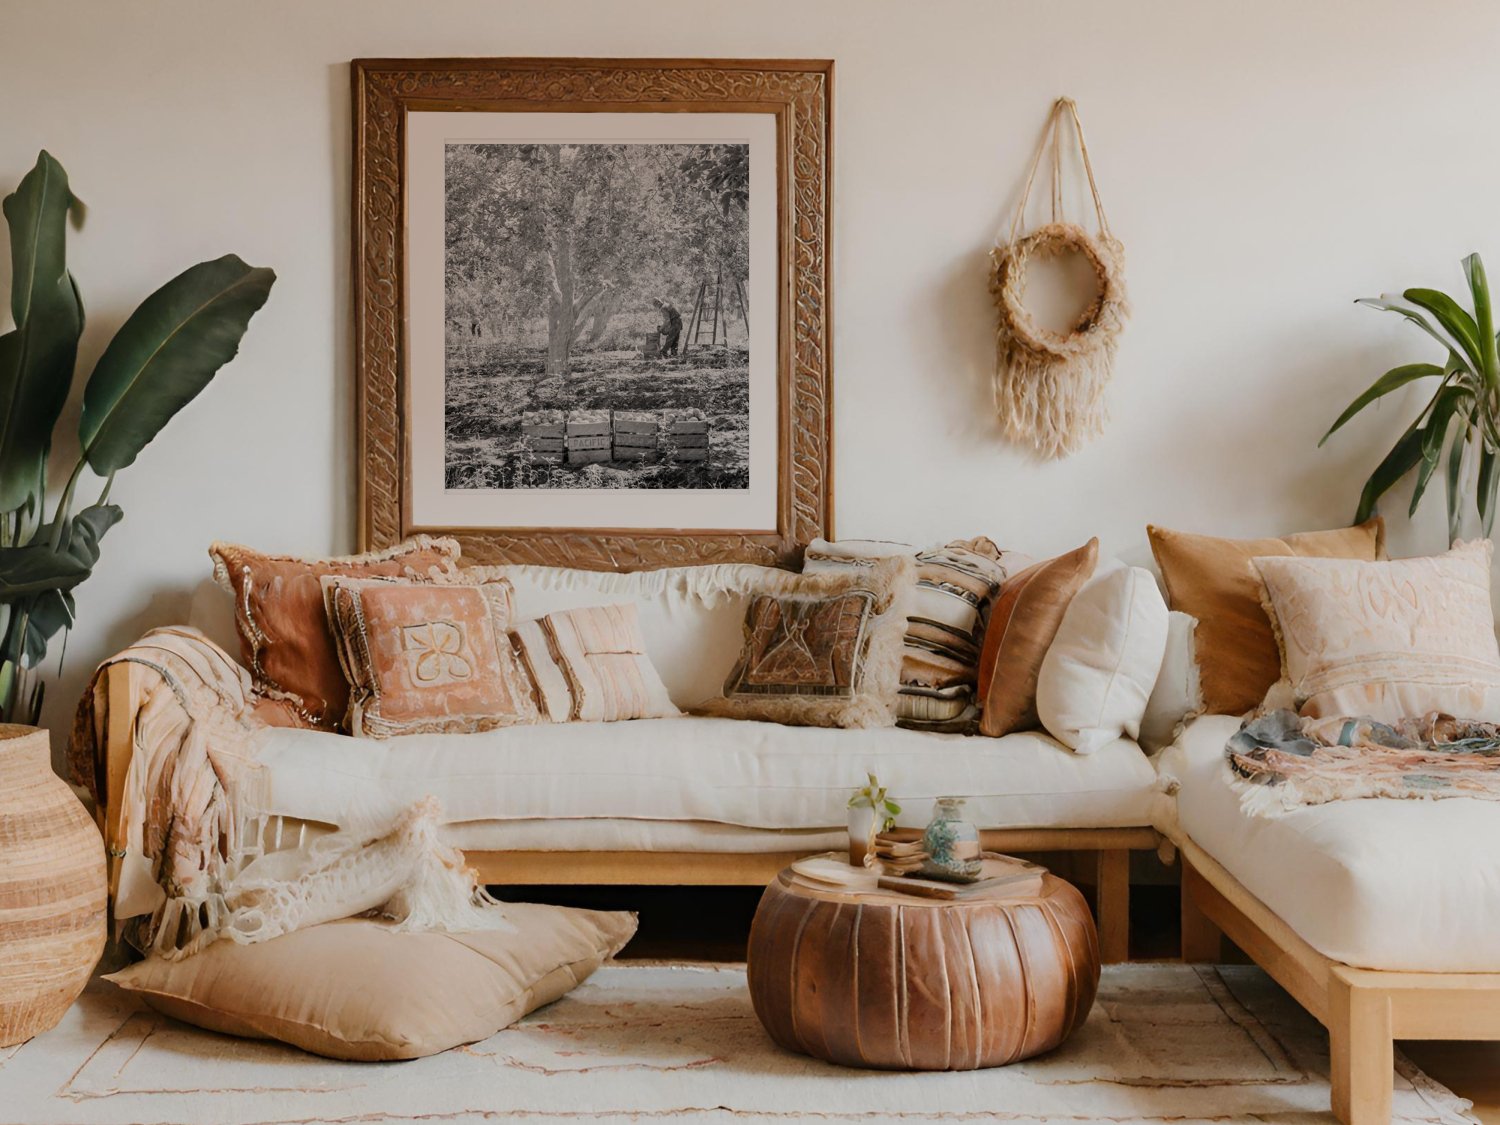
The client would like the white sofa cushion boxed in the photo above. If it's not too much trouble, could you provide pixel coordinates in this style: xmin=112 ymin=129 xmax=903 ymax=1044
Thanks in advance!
xmin=249 ymin=716 xmax=1158 ymax=834
xmin=1158 ymin=714 xmax=1500 ymax=972
xmin=1035 ymin=564 xmax=1168 ymax=754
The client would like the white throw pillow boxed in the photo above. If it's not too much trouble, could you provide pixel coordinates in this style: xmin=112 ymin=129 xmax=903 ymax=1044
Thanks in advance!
xmin=1138 ymin=611 xmax=1202 ymax=752
xmin=1036 ymin=564 xmax=1169 ymax=754
xmin=1254 ymin=540 xmax=1500 ymax=722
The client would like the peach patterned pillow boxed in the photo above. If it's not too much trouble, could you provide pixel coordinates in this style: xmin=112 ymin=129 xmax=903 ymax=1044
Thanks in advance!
xmin=510 ymin=604 xmax=679 ymax=723
xmin=1254 ymin=540 xmax=1500 ymax=722
xmin=210 ymin=537 xmax=461 ymax=730
xmin=322 ymin=575 xmax=539 ymax=738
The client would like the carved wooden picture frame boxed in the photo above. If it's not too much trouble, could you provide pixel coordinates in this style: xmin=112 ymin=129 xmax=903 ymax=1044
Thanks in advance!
xmin=352 ymin=58 xmax=833 ymax=570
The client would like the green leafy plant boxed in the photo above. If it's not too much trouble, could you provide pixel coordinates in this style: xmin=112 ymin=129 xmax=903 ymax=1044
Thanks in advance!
xmin=847 ymin=772 xmax=901 ymax=832
xmin=1323 ymin=253 xmax=1500 ymax=543
xmin=0 ymin=151 xmax=274 ymax=724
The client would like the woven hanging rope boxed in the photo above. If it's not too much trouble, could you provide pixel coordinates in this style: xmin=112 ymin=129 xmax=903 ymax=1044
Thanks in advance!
xmin=990 ymin=98 xmax=1129 ymax=460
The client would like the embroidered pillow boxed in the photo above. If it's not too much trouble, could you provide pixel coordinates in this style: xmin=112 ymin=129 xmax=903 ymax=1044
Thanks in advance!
xmin=1147 ymin=519 xmax=1385 ymax=716
xmin=322 ymin=575 xmax=538 ymax=738
xmin=509 ymin=603 xmax=679 ymax=723
xmin=702 ymin=555 xmax=915 ymax=729
xmin=1254 ymin=540 xmax=1500 ymax=723
xmin=977 ymin=539 xmax=1099 ymax=738
xmin=804 ymin=537 xmax=1025 ymax=731
xmin=210 ymin=537 xmax=461 ymax=730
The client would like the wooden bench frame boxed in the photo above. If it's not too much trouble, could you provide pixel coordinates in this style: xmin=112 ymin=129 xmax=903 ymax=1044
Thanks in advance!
xmin=100 ymin=661 xmax=1157 ymax=963
xmin=1179 ymin=835 xmax=1500 ymax=1125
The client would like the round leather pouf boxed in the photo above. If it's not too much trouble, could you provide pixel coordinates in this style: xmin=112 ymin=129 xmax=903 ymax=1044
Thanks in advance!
xmin=747 ymin=868 xmax=1099 ymax=1070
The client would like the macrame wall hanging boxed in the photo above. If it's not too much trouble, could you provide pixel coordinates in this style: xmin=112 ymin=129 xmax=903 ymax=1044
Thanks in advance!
xmin=991 ymin=97 xmax=1129 ymax=460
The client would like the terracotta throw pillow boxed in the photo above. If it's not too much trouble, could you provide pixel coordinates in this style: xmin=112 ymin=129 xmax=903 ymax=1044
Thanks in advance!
xmin=977 ymin=539 xmax=1099 ymax=737
xmin=210 ymin=537 xmax=461 ymax=729
xmin=322 ymin=575 xmax=539 ymax=738
xmin=105 ymin=904 xmax=637 ymax=1061
xmin=701 ymin=555 xmax=915 ymax=729
xmin=1147 ymin=518 xmax=1385 ymax=716
xmin=510 ymin=603 xmax=679 ymax=723
xmin=1255 ymin=540 xmax=1500 ymax=722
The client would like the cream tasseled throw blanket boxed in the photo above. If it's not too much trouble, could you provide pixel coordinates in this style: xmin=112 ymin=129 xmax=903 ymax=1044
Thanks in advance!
xmin=69 ymin=627 xmax=510 ymax=959
xmin=1226 ymin=708 xmax=1500 ymax=815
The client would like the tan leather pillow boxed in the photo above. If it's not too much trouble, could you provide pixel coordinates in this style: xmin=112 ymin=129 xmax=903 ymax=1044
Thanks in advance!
xmin=323 ymin=575 xmax=540 ymax=737
xmin=210 ymin=537 xmax=461 ymax=729
xmin=1147 ymin=518 xmax=1385 ymax=716
xmin=977 ymin=539 xmax=1099 ymax=737
xmin=105 ymin=904 xmax=637 ymax=1061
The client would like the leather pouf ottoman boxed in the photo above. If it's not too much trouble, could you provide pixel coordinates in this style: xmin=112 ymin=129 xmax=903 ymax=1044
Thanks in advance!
xmin=747 ymin=866 xmax=1099 ymax=1070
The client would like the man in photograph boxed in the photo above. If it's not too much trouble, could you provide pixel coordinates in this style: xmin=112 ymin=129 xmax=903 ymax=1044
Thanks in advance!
xmin=654 ymin=296 xmax=683 ymax=358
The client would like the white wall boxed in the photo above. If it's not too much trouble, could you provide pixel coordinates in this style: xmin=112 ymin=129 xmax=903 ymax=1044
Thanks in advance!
xmin=2 ymin=0 xmax=1497 ymax=745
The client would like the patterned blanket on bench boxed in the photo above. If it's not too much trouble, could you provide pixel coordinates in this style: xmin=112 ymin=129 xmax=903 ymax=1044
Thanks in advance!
xmin=1226 ymin=708 xmax=1500 ymax=816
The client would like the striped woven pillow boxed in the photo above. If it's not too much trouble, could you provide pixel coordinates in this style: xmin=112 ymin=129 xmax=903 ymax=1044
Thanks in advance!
xmin=803 ymin=538 xmax=1026 ymax=732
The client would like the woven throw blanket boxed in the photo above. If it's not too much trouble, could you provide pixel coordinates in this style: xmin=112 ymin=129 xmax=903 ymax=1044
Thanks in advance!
xmin=1226 ymin=708 xmax=1500 ymax=816
xmin=69 ymin=627 xmax=508 ymax=959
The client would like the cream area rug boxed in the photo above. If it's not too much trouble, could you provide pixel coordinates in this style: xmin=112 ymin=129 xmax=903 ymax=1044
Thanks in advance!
xmin=0 ymin=963 xmax=1474 ymax=1124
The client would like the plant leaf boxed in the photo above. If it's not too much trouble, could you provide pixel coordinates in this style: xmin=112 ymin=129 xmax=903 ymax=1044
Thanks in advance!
xmin=1410 ymin=387 xmax=1469 ymax=517
xmin=0 ymin=151 xmax=84 ymax=512
xmin=1404 ymin=287 xmax=1483 ymax=372
xmin=1320 ymin=363 xmax=1443 ymax=445
xmin=1357 ymin=295 xmax=1474 ymax=369
xmin=79 ymin=254 xmax=274 ymax=474
xmin=1446 ymin=414 xmax=1470 ymax=544
xmin=1463 ymin=253 xmax=1499 ymax=389
xmin=1355 ymin=421 xmax=1426 ymax=524
xmin=0 ymin=542 xmax=91 ymax=598
xmin=1481 ymin=447 xmax=1500 ymax=536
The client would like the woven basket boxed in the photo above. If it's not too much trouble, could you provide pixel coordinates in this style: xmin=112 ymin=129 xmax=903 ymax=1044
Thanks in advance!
xmin=0 ymin=724 xmax=106 ymax=1046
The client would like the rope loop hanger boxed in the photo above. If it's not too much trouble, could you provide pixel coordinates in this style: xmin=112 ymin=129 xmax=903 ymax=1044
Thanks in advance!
xmin=990 ymin=97 xmax=1130 ymax=460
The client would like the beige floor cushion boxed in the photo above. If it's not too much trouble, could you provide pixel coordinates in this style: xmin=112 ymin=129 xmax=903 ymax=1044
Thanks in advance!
xmin=105 ymin=903 xmax=637 ymax=1060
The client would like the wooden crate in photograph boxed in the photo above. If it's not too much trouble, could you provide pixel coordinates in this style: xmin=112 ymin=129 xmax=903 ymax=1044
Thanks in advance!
xmin=612 ymin=411 xmax=659 ymax=461
xmin=566 ymin=410 xmax=612 ymax=464
xmin=662 ymin=409 xmax=711 ymax=462
xmin=520 ymin=410 xmax=566 ymax=464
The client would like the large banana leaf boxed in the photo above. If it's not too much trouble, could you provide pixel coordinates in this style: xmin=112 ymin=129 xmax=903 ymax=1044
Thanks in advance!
xmin=1320 ymin=362 xmax=1442 ymax=445
xmin=0 ymin=542 xmax=90 ymax=598
xmin=0 ymin=151 xmax=84 ymax=512
xmin=79 ymin=255 xmax=274 ymax=473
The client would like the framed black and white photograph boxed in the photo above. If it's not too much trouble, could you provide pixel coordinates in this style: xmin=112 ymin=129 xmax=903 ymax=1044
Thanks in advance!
xmin=353 ymin=59 xmax=834 ymax=569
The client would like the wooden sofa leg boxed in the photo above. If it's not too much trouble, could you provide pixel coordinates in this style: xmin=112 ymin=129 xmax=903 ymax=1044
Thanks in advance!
xmin=1179 ymin=858 xmax=1224 ymax=963
xmin=1094 ymin=848 xmax=1129 ymax=964
xmin=1328 ymin=968 xmax=1393 ymax=1125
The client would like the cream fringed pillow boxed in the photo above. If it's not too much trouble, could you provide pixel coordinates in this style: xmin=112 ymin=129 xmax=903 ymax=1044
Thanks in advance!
xmin=510 ymin=603 xmax=680 ymax=723
xmin=323 ymin=574 xmax=539 ymax=738
xmin=1254 ymin=540 xmax=1500 ymax=722
xmin=106 ymin=905 xmax=637 ymax=1061
xmin=700 ymin=555 xmax=915 ymax=729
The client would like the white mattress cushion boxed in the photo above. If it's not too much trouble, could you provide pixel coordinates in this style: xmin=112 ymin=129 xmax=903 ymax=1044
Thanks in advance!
xmin=250 ymin=717 xmax=1158 ymax=834
xmin=1159 ymin=714 xmax=1500 ymax=972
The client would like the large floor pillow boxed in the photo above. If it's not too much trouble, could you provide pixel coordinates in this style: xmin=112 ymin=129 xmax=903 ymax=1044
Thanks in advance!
xmin=105 ymin=903 xmax=636 ymax=1060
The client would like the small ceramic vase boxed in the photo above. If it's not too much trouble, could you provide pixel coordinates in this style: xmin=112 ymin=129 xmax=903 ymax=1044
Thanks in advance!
xmin=847 ymin=804 xmax=878 ymax=866
xmin=921 ymin=796 xmax=983 ymax=882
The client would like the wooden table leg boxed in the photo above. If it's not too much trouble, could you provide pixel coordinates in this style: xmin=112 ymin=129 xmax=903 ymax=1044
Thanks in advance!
xmin=1095 ymin=848 xmax=1130 ymax=964
xmin=1329 ymin=967 xmax=1393 ymax=1125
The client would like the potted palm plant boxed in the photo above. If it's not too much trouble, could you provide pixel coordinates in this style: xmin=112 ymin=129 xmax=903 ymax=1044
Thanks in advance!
xmin=0 ymin=151 xmax=274 ymax=724
xmin=1323 ymin=253 xmax=1500 ymax=544
xmin=0 ymin=150 xmax=272 ymax=1045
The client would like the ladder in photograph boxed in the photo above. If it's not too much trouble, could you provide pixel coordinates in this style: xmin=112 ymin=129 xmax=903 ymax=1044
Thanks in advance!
xmin=682 ymin=265 xmax=749 ymax=354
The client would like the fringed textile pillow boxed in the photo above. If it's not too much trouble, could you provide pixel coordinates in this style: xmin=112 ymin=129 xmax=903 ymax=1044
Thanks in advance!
xmin=1254 ymin=539 xmax=1500 ymax=723
xmin=210 ymin=537 xmax=461 ymax=730
xmin=803 ymin=538 xmax=1024 ymax=731
xmin=322 ymin=574 xmax=539 ymax=738
xmin=700 ymin=555 xmax=915 ymax=729
xmin=509 ymin=603 xmax=680 ymax=723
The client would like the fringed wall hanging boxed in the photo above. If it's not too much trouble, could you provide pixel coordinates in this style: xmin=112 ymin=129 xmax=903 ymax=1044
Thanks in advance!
xmin=991 ymin=97 xmax=1129 ymax=460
